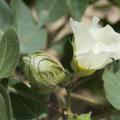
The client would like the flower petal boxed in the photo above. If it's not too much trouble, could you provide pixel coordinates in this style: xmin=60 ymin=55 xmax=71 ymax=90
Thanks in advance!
xmin=91 ymin=24 xmax=120 ymax=44
xmin=89 ymin=16 xmax=101 ymax=34
xmin=92 ymin=42 xmax=120 ymax=55
xmin=76 ymin=52 xmax=110 ymax=69
xmin=91 ymin=16 xmax=100 ymax=26
xmin=70 ymin=18 xmax=96 ymax=54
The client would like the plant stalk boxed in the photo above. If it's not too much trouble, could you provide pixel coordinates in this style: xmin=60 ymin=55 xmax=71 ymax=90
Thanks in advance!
xmin=66 ymin=87 xmax=72 ymax=119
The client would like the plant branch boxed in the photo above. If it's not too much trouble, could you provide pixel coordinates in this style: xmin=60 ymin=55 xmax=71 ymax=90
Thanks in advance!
xmin=71 ymin=93 xmax=102 ymax=105
xmin=66 ymin=87 xmax=72 ymax=118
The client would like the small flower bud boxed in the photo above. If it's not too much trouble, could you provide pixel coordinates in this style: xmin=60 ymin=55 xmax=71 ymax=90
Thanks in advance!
xmin=23 ymin=51 xmax=69 ymax=93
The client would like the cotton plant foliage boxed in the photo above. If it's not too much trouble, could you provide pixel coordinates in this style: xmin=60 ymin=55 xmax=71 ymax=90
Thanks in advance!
xmin=1 ymin=0 xmax=120 ymax=119
xmin=70 ymin=16 xmax=120 ymax=76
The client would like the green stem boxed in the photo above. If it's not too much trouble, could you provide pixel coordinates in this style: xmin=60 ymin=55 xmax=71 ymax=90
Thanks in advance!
xmin=71 ymin=93 xmax=100 ymax=105
xmin=66 ymin=87 xmax=72 ymax=119
xmin=65 ymin=73 xmax=80 ymax=119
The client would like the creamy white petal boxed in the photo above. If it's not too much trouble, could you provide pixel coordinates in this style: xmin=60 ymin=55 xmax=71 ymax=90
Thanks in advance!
xmin=91 ymin=16 xmax=100 ymax=26
xmin=70 ymin=18 xmax=96 ymax=54
xmin=76 ymin=52 xmax=110 ymax=69
xmin=89 ymin=16 xmax=101 ymax=35
xmin=109 ymin=42 xmax=120 ymax=59
xmin=91 ymin=24 xmax=120 ymax=44
xmin=92 ymin=42 xmax=120 ymax=54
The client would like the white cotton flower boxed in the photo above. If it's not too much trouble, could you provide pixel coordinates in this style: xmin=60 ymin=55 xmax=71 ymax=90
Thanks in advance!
xmin=70 ymin=16 xmax=120 ymax=75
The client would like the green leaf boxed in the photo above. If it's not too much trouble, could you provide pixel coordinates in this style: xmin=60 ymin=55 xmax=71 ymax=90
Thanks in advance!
xmin=114 ymin=0 xmax=120 ymax=7
xmin=0 ymin=28 xmax=20 ymax=79
xmin=0 ymin=84 xmax=12 ymax=120
xmin=36 ymin=0 xmax=67 ymax=27
xmin=66 ymin=0 xmax=89 ymax=20
xmin=68 ymin=113 xmax=91 ymax=120
xmin=11 ymin=0 xmax=47 ymax=53
xmin=10 ymin=83 xmax=48 ymax=120
xmin=102 ymin=62 xmax=120 ymax=110
xmin=0 ymin=0 xmax=13 ymax=31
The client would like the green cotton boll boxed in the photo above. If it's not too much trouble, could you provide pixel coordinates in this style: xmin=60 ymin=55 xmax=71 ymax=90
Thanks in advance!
xmin=23 ymin=51 xmax=70 ymax=93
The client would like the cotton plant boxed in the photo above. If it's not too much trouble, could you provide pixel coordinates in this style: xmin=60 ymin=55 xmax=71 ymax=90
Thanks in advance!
xmin=22 ymin=16 xmax=120 ymax=120
xmin=0 ymin=16 xmax=119 ymax=120
xmin=1 ymin=0 xmax=120 ymax=119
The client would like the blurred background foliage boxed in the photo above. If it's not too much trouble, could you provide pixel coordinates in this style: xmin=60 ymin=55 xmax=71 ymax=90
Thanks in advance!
xmin=0 ymin=0 xmax=120 ymax=120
